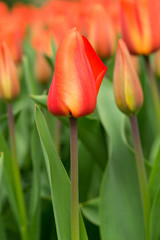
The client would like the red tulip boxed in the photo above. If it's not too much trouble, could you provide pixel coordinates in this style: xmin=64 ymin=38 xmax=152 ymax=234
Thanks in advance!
xmin=47 ymin=28 xmax=107 ymax=118
xmin=120 ymin=0 xmax=160 ymax=55
xmin=0 ymin=42 xmax=20 ymax=101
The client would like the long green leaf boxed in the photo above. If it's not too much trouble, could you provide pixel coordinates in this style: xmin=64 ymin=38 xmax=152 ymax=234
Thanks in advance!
xmin=97 ymin=80 xmax=145 ymax=240
xmin=35 ymin=105 xmax=88 ymax=240
xmin=0 ymin=131 xmax=19 ymax=223
xmin=22 ymin=56 xmax=38 ymax=95
xmin=0 ymin=215 xmax=7 ymax=240
xmin=29 ymin=126 xmax=41 ymax=240
xmin=149 ymin=137 xmax=160 ymax=204
xmin=0 ymin=152 xmax=4 ymax=210
xmin=79 ymin=142 xmax=102 ymax=202
xmin=0 ymin=131 xmax=29 ymax=240
xmin=0 ymin=152 xmax=3 ymax=190
xmin=150 ymin=187 xmax=160 ymax=240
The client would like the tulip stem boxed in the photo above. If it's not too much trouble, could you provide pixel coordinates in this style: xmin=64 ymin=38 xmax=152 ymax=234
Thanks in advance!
xmin=129 ymin=115 xmax=150 ymax=240
xmin=144 ymin=56 xmax=160 ymax=134
xmin=7 ymin=103 xmax=29 ymax=240
xmin=69 ymin=117 xmax=79 ymax=240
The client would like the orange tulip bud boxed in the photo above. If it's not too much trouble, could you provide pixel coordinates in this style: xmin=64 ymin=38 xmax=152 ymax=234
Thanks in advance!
xmin=113 ymin=39 xmax=143 ymax=115
xmin=120 ymin=0 xmax=160 ymax=55
xmin=0 ymin=42 xmax=20 ymax=101
xmin=47 ymin=28 xmax=107 ymax=118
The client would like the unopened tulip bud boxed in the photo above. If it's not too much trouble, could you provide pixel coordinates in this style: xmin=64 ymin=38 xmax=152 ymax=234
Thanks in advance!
xmin=0 ymin=42 xmax=20 ymax=101
xmin=113 ymin=39 xmax=143 ymax=116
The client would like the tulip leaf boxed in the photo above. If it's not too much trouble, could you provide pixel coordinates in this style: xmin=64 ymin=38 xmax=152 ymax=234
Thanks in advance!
xmin=149 ymin=137 xmax=160 ymax=204
xmin=44 ymin=55 xmax=54 ymax=70
xmin=78 ymin=117 xmax=107 ymax=170
xmin=51 ymin=37 xmax=57 ymax=65
xmin=30 ymin=95 xmax=48 ymax=108
xmin=0 ymin=215 xmax=6 ymax=240
xmin=150 ymin=186 xmax=160 ymax=240
xmin=138 ymin=57 xmax=157 ymax=158
xmin=80 ymin=198 xmax=99 ymax=226
xmin=35 ymin=105 xmax=88 ymax=240
xmin=121 ymin=116 xmax=152 ymax=179
xmin=79 ymin=142 xmax=102 ymax=202
xmin=22 ymin=56 xmax=38 ymax=95
xmin=0 ymin=152 xmax=4 ymax=189
xmin=97 ymin=80 xmax=145 ymax=240
xmin=0 ymin=131 xmax=19 ymax=223
xmin=29 ymin=125 xmax=41 ymax=240
xmin=0 ymin=152 xmax=4 ymax=211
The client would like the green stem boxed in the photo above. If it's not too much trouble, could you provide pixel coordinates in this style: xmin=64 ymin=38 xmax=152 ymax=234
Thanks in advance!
xmin=144 ymin=56 xmax=160 ymax=134
xmin=7 ymin=103 xmax=29 ymax=240
xmin=129 ymin=115 xmax=150 ymax=240
xmin=69 ymin=117 xmax=79 ymax=240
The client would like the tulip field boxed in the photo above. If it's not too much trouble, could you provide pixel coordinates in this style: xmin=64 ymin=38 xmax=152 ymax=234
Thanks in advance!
xmin=1 ymin=0 xmax=160 ymax=240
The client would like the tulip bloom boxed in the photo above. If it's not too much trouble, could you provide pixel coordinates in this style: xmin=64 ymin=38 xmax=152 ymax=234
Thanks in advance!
xmin=47 ymin=28 xmax=107 ymax=118
xmin=120 ymin=0 xmax=160 ymax=55
xmin=113 ymin=39 xmax=143 ymax=115
xmin=0 ymin=42 xmax=20 ymax=101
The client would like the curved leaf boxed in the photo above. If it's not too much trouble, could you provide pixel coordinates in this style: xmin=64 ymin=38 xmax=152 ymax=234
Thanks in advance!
xmin=81 ymin=198 xmax=99 ymax=226
xmin=35 ymin=105 xmax=88 ymax=240
xmin=97 ymin=80 xmax=145 ymax=240
xmin=150 ymin=187 xmax=160 ymax=240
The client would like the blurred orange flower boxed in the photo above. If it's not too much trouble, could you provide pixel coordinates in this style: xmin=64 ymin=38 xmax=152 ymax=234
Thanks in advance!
xmin=80 ymin=3 xmax=117 ymax=59
xmin=120 ymin=0 xmax=160 ymax=55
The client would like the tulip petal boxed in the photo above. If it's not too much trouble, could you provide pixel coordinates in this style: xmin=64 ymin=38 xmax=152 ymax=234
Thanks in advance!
xmin=47 ymin=76 xmax=70 ymax=116
xmin=49 ymin=28 xmax=97 ymax=118
xmin=82 ymin=35 xmax=107 ymax=93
